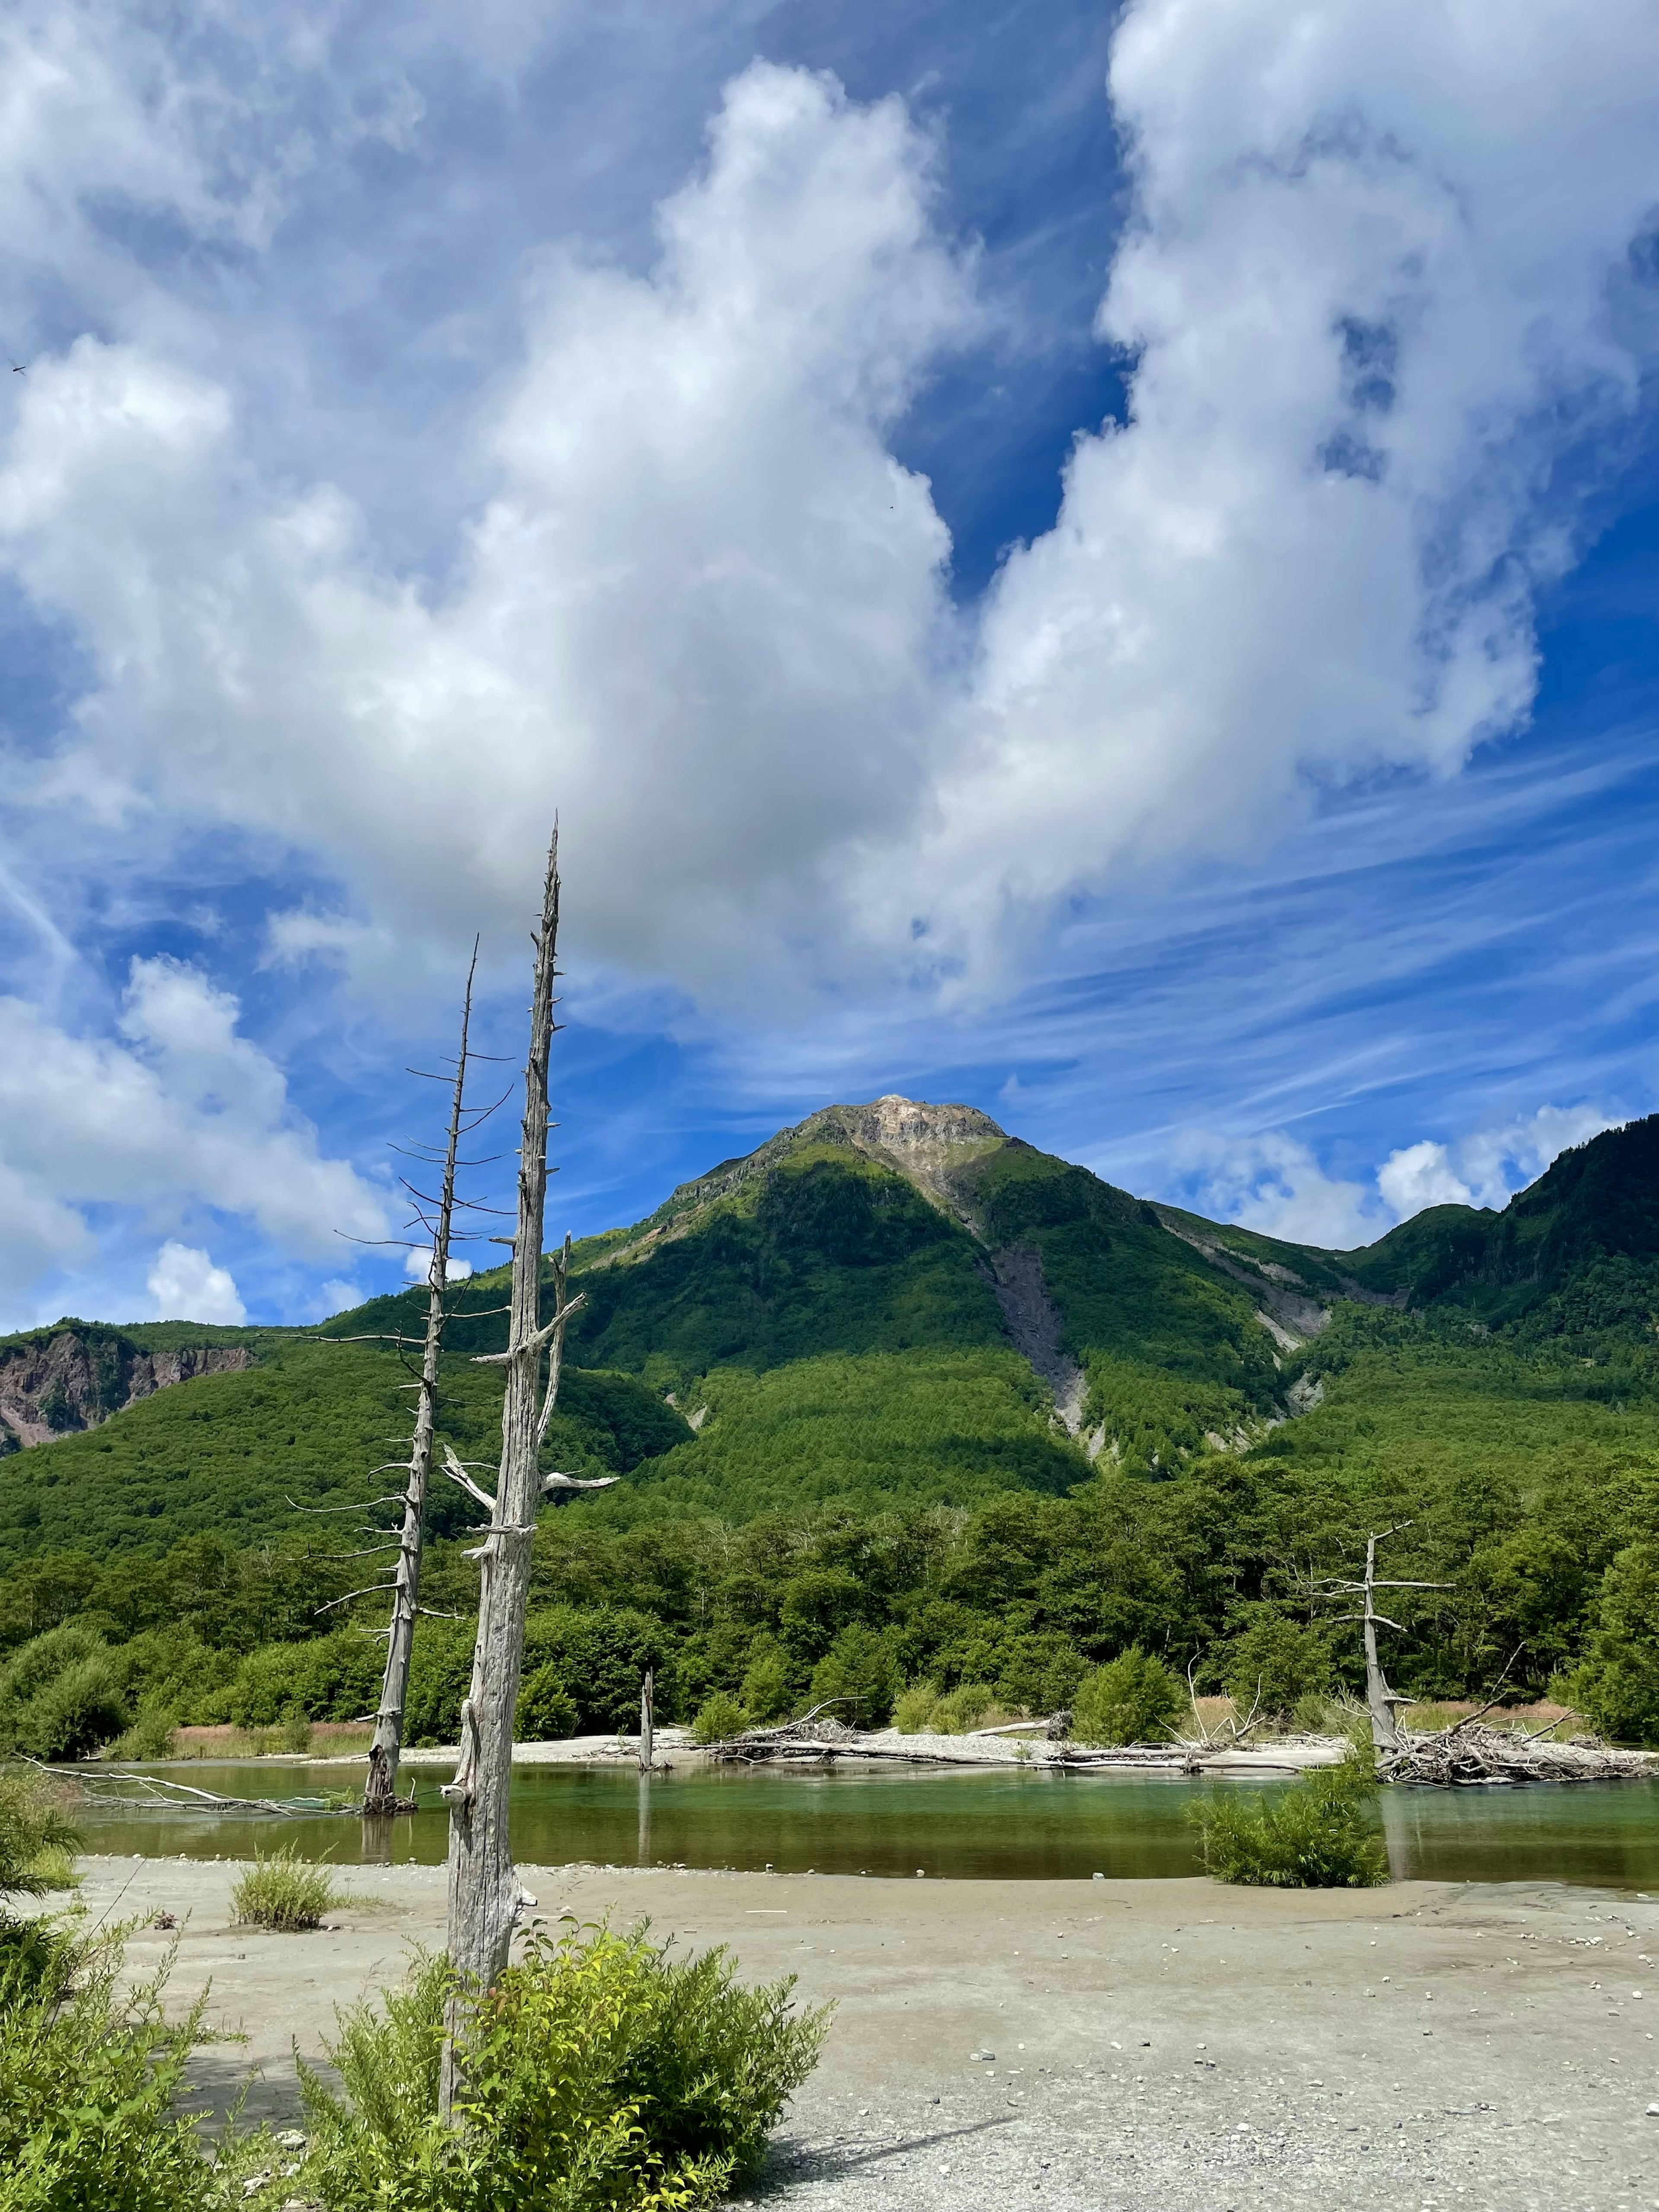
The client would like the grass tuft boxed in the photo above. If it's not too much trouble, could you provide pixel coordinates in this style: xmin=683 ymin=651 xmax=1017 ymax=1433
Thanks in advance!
xmin=230 ymin=1843 xmax=342 ymax=1932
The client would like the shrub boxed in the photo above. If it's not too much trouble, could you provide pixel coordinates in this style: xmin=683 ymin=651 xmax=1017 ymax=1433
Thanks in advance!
xmin=516 ymin=1666 xmax=579 ymax=1744
xmin=231 ymin=1843 xmax=341 ymax=1932
xmin=108 ymin=1703 xmax=180 ymax=1763
xmin=930 ymin=1683 xmax=997 ymax=1735
xmin=1221 ymin=1609 xmax=1331 ymax=1720
xmin=0 ymin=1920 xmax=216 ymax=2211
xmin=1192 ymin=1748 xmax=1390 ymax=1888
xmin=279 ymin=1704 xmax=315 ymax=1754
xmin=1560 ymin=1541 xmax=1659 ymax=1746
xmin=691 ymin=1694 xmax=746 ymax=1746
xmin=892 ymin=1682 xmax=941 ymax=1734
xmin=0 ymin=1771 xmax=80 ymax=1899
xmin=1 ymin=1625 xmax=109 ymax=1707
xmin=807 ymin=1624 xmax=900 ymax=1730
xmin=300 ymin=1922 xmax=830 ymax=2212
xmin=1071 ymin=1648 xmax=1184 ymax=1747
xmin=16 ymin=1655 xmax=130 ymax=1762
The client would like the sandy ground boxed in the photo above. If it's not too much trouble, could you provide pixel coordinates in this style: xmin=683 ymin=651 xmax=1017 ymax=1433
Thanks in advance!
xmin=64 ymin=1853 xmax=1659 ymax=2212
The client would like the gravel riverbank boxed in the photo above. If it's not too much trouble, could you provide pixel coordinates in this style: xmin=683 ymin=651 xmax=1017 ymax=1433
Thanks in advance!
xmin=66 ymin=1856 xmax=1659 ymax=2211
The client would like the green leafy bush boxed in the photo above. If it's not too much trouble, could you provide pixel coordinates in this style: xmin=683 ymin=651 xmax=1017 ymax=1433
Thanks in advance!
xmin=0 ymin=1920 xmax=216 ymax=2210
xmin=1071 ymin=1647 xmax=1184 ymax=1747
xmin=1560 ymin=1541 xmax=1659 ymax=1745
xmin=0 ymin=1771 xmax=79 ymax=1900
xmin=516 ymin=1666 xmax=579 ymax=1743
xmin=231 ymin=1843 xmax=341 ymax=1932
xmin=691 ymin=1694 xmax=745 ymax=1746
xmin=300 ymin=1923 xmax=830 ymax=2212
xmin=107 ymin=1703 xmax=179 ymax=1762
xmin=892 ymin=1682 xmax=940 ymax=1733
xmin=1192 ymin=1749 xmax=1390 ymax=1888
xmin=1221 ymin=1608 xmax=1331 ymax=1720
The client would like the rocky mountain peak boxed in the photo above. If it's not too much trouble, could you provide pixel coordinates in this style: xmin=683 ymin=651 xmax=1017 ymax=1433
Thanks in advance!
xmin=810 ymin=1095 xmax=1008 ymax=1211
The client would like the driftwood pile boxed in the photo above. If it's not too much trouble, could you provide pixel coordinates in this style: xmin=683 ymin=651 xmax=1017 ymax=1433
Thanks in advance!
xmin=1379 ymin=1720 xmax=1649 ymax=1787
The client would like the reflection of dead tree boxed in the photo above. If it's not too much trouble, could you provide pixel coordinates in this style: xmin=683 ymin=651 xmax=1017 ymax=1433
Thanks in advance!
xmin=439 ymin=830 xmax=618 ymax=2121
xmin=1313 ymin=1525 xmax=1450 ymax=1751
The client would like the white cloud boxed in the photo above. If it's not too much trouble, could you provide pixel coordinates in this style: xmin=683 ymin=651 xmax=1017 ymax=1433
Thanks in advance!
xmin=1375 ymin=1139 xmax=1474 ymax=1218
xmin=146 ymin=1240 xmax=245 ymax=1325
xmin=0 ymin=13 xmax=1655 ymax=1012
xmin=910 ymin=0 xmax=1659 ymax=981
xmin=1381 ymin=1102 xmax=1621 ymax=1218
xmin=1180 ymin=1100 xmax=1624 ymax=1248
xmin=1172 ymin=1131 xmax=1385 ymax=1249
xmin=0 ymin=957 xmax=388 ymax=1310
xmin=403 ymin=1248 xmax=474 ymax=1284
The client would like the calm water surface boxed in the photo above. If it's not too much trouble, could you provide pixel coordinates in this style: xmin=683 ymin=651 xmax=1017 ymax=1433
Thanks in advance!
xmin=69 ymin=1760 xmax=1659 ymax=1889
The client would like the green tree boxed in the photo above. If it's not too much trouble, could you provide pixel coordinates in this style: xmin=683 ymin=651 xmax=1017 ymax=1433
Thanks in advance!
xmin=1071 ymin=1647 xmax=1184 ymax=1746
xmin=1561 ymin=1541 xmax=1659 ymax=1745
xmin=1222 ymin=1608 xmax=1331 ymax=1719
xmin=808 ymin=1624 xmax=900 ymax=1729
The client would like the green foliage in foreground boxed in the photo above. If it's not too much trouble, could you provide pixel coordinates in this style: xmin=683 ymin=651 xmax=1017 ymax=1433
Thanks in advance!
xmin=230 ymin=1844 xmax=342 ymax=1933
xmin=301 ymin=1926 xmax=830 ymax=2212
xmin=0 ymin=1771 xmax=79 ymax=1901
xmin=0 ymin=1917 xmax=217 ymax=2212
xmin=1070 ymin=1647 xmax=1185 ymax=1746
xmin=1192 ymin=1750 xmax=1391 ymax=1889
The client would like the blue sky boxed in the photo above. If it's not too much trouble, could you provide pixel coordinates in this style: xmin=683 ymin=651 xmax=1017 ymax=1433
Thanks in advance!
xmin=1 ymin=0 xmax=1657 ymax=1328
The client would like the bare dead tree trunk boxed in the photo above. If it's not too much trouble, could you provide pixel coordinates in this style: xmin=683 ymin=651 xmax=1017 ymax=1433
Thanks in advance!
xmin=440 ymin=830 xmax=583 ymax=2120
xmin=363 ymin=953 xmax=478 ymax=1818
xmin=638 ymin=1669 xmax=655 ymax=1772
xmin=1315 ymin=1525 xmax=1451 ymax=1754
xmin=1359 ymin=1532 xmax=1400 ymax=1752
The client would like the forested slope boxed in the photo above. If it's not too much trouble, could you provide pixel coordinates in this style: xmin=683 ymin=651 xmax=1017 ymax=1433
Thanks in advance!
xmin=3 ymin=1103 xmax=1659 ymax=1748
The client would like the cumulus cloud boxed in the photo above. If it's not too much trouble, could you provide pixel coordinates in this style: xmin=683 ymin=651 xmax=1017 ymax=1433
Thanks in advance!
xmin=1172 ymin=1130 xmax=1384 ymax=1249
xmin=1379 ymin=1103 xmax=1621 ymax=1217
xmin=0 ymin=64 xmax=974 ymax=1000
xmin=146 ymin=1241 xmax=245 ymax=1325
xmin=0 ymin=12 xmax=1649 ymax=1007
xmin=402 ymin=1248 xmax=474 ymax=1284
xmin=0 ymin=957 xmax=388 ymax=1309
xmin=1180 ymin=1100 xmax=1622 ymax=1247
xmin=912 ymin=0 xmax=1659 ymax=979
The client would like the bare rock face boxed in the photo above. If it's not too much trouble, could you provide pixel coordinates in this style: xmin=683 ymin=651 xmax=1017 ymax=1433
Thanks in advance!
xmin=0 ymin=1329 xmax=254 ymax=1449
xmin=812 ymin=1095 xmax=1007 ymax=1211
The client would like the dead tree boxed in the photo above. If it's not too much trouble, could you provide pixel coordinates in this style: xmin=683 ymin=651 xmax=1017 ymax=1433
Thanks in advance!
xmin=362 ymin=954 xmax=480 ymax=1817
xmin=439 ymin=828 xmax=616 ymax=2117
xmin=638 ymin=1669 xmax=655 ymax=1772
xmin=1315 ymin=1525 xmax=1451 ymax=1751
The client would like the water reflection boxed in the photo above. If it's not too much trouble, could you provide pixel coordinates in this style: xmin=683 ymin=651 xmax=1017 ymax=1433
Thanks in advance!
xmin=66 ymin=1759 xmax=1659 ymax=1889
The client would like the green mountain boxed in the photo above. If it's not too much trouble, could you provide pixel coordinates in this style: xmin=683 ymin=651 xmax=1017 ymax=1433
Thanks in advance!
xmin=9 ymin=1101 xmax=1659 ymax=1563
xmin=4 ymin=1102 xmax=1659 ymax=1740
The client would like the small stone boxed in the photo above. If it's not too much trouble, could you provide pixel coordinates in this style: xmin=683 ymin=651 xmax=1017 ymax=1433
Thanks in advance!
xmin=1646 ymin=2102 xmax=1659 ymax=2116
xmin=973 ymin=2050 xmax=996 ymax=2063
xmin=275 ymin=2131 xmax=306 ymax=2151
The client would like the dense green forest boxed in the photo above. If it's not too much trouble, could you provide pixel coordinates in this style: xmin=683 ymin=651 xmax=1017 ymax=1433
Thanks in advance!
xmin=2 ymin=1103 xmax=1658 ymax=1754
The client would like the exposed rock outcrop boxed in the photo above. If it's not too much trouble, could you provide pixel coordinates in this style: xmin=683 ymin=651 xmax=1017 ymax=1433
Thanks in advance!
xmin=0 ymin=1328 xmax=253 ymax=1449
